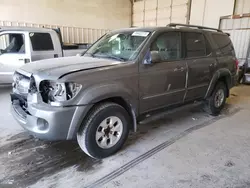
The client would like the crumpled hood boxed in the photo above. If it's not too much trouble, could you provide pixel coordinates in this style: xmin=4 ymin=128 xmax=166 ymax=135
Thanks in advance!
xmin=19 ymin=56 xmax=122 ymax=78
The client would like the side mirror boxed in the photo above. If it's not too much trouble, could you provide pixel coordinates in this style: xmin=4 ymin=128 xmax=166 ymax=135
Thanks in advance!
xmin=150 ymin=51 xmax=161 ymax=63
xmin=143 ymin=50 xmax=161 ymax=65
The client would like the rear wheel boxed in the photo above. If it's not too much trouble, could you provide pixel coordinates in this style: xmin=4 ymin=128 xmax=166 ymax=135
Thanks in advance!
xmin=204 ymin=81 xmax=227 ymax=116
xmin=77 ymin=102 xmax=130 ymax=159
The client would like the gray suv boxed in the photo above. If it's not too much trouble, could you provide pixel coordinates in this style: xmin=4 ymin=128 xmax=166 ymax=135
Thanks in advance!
xmin=11 ymin=23 xmax=238 ymax=159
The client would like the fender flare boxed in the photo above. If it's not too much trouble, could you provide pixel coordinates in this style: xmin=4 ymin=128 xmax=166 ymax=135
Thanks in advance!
xmin=78 ymin=84 xmax=138 ymax=108
xmin=205 ymin=68 xmax=232 ymax=98
xmin=67 ymin=84 xmax=138 ymax=139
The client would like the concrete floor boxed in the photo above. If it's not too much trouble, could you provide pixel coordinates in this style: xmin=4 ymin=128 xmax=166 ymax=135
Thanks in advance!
xmin=0 ymin=85 xmax=250 ymax=188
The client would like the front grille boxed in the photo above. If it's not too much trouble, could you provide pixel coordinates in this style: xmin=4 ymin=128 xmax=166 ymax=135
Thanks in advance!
xmin=10 ymin=93 xmax=29 ymax=115
xmin=12 ymin=99 xmax=27 ymax=120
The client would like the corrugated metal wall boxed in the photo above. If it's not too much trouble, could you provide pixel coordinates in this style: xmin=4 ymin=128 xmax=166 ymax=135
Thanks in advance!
xmin=0 ymin=20 xmax=110 ymax=44
xmin=190 ymin=0 xmax=234 ymax=28
xmin=132 ymin=0 xmax=189 ymax=27
xmin=234 ymin=0 xmax=250 ymax=15
xmin=219 ymin=15 xmax=250 ymax=65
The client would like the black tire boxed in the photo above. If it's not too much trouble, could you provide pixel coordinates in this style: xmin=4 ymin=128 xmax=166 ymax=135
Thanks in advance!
xmin=77 ymin=102 xmax=130 ymax=159
xmin=204 ymin=81 xmax=227 ymax=116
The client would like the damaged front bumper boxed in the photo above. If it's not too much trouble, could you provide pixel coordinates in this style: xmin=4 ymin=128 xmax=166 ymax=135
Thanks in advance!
xmin=10 ymin=92 xmax=80 ymax=141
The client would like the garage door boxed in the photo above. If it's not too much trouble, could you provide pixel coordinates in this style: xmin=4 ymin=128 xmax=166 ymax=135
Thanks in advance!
xmin=132 ymin=0 xmax=189 ymax=27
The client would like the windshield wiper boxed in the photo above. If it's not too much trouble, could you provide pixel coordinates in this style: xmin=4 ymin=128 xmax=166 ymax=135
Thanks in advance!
xmin=96 ymin=54 xmax=126 ymax=62
xmin=84 ymin=52 xmax=95 ymax=57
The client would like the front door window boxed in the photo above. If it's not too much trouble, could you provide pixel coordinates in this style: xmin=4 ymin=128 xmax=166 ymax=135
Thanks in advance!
xmin=150 ymin=32 xmax=182 ymax=61
xmin=0 ymin=33 xmax=25 ymax=55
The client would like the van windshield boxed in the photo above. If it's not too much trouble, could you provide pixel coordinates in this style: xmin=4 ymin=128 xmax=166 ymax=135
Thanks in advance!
xmin=84 ymin=31 xmax=151 ymax=61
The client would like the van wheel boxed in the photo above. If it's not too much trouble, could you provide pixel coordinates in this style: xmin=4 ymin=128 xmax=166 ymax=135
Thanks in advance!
xmin=204 ymin=81 xmax=227 ymax=116
xmin=77 ymin=102 xmax=130 ymax=159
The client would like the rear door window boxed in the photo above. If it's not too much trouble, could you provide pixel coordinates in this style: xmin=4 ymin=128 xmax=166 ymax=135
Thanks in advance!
xmin=29 ymin=32 xmax=54 ymax=51
xmin=184 ymin=32 xmax=207 ymax=58
xmin=212 ymin=34 xmax=235 ymax=55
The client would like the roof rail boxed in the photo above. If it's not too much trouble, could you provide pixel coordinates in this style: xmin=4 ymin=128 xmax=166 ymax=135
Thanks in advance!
xmin=167 ymin=23 xmax=223 ymax=33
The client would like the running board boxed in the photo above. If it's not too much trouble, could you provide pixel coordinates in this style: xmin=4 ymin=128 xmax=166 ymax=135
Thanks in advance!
xmin=139 ymin=101 xmax=204 ymax=125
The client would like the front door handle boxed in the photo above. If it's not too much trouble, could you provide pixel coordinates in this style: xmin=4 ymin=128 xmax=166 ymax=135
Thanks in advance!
xmin=174 ymin=67 xmax=184 ymax=72
xmin=19 ymin=58 xmax=30 ymax=63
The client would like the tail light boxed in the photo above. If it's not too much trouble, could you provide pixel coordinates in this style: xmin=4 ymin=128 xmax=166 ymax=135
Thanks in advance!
xmin=235 ymin=59 xmax=239 ymax=69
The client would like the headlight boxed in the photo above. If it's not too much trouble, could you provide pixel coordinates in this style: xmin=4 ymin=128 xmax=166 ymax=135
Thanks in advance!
xmin=40 ymin=80 xmax=81 ymax=105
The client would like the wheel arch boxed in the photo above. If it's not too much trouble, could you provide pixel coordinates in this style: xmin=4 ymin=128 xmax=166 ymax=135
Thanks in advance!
xmin=92 ymin=96 xmax=137 ymax=132
xmin=67 ymin=84 xmax=138 ymax=139
xmin=205 ymin=69 xmax=232 ymax=98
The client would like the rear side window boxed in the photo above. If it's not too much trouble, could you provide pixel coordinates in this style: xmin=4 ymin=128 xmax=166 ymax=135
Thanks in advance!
xmin=184 ymin=32 xmax=210 ymax=58
xmin=29 ymin=33 xmax=54 ymax=51
xmin=212 ymin=34 xmax=234 ymax=55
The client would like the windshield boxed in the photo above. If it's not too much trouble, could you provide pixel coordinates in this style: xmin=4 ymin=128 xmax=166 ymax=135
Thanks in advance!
xmin=84 ymin=31 xmax=151 ymax=61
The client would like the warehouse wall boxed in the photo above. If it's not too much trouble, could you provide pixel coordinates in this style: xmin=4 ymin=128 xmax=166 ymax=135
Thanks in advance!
xmin=234 ymin=0 xmax=250 ymax=14
xmin=0 ymin=0 xmax=132 ymax=29
xmin=132 ymin=0 xmax=189 ymax=27
xmin=190 ymin=0 xmax=234 ymax=28
xmin=220 ymin=15 xmax=250 ymax=63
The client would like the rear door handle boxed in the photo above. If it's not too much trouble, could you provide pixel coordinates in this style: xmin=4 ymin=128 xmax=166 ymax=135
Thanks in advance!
xmin=174 ymin=67 xmax=184 ymax=72
xmin=216 ymin=51 xmax=222 ymax=56
xmin=210 ymin=62 xmax=217 ymax=67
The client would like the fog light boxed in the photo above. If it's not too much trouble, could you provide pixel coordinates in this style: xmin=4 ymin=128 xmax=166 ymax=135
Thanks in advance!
xmin=37 ymin=118 xmax=48 ymax=131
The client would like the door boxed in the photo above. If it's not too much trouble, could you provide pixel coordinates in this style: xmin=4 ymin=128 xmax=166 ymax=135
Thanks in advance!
xmin=29 ymin=32 xmax=58 ymax=61
xmin=0 ymin=32 xmax=30 ymax=84
xmin=139 ymin=32 xmax=187 ymax=113
xmin=184 ymin=32 xmax=216 ymax=101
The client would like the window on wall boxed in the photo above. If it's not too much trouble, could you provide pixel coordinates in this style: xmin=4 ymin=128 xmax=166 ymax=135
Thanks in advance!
xmin=150 ymin=32 xmax=182 ymax=61
xmin=184 ymin=32 xmax=206 ymax=58
xmin=29 ymin=33 xmax=54 ymax=51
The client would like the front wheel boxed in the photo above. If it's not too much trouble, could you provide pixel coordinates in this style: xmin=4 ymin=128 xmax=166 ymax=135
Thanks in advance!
xmin=77 ymin=102 xmax=130 ymax=159
xmin=204 ymin=81 xmax=227 ymax=116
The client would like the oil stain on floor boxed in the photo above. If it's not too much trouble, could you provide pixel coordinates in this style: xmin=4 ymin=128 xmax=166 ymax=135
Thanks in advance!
xmin=0 ymin=126 xmax=156 ymax=188
xmin=0 ymin=132 xmax=102 ymax=188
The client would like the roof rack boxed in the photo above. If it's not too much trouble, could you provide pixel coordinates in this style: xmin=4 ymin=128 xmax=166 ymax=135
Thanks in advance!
xmin=167 ymin=23 xmax=223 ymax=33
